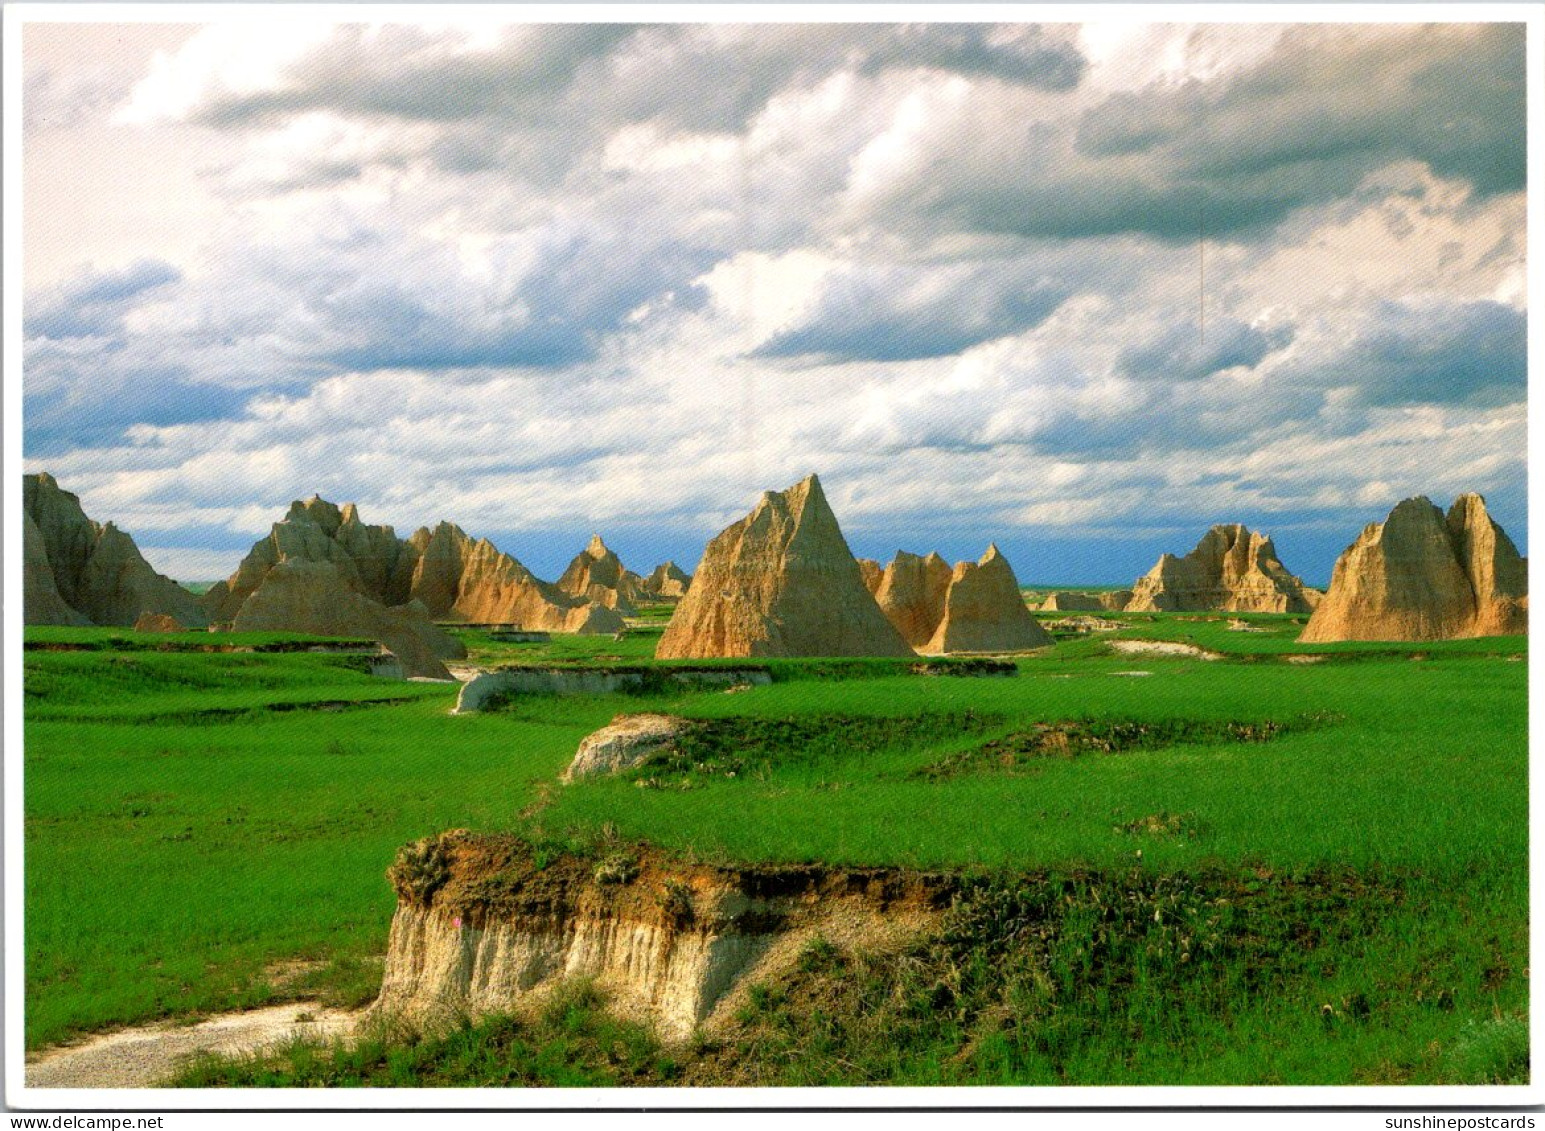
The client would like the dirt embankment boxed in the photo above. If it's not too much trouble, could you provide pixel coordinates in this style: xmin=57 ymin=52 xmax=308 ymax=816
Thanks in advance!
xmin=370 ymin=831 xmax=958 ymax=1041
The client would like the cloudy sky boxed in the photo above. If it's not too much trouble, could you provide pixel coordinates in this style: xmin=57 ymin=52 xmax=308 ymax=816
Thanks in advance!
xmin=19 ymin=17 xmax=1528 ymax=586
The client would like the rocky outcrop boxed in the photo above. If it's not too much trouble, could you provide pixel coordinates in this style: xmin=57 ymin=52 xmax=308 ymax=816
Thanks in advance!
xmin=656 ymin=475 xmax=913 ymax=659
xmin=229 ymin=559 xmax=460 ymax=679
xmin=923 ymin=545 xmax=1052 ymax=654
xmin=370 ymin=832 xmax=953 ymax=1042
xmin=205 ymin=497 xmax=619 ymax=643
xmin=1299 ymin=493 xmax=1527 ymax=642
xmin=1039 ymin=590 xmax=1132 ymax=612
xmin=563 ymin=715 xmax=689 ymax=781
xmin=133 ymin=612 xmax=185 ymax=633
xmin=873 ymin=551 xmax=953 ymax=648
xmin=24 ymin=512 xmax=91 ymax=626
xmin=1126 ymin=525 xmax=1317 ymax=614
xmin=556 ymin=535 xmax=646 ymax=614
xmin=396 ymin=524 xmax=623 ymax=634
xmin=856 ymin=559 xmax=884 ymax=596
xmin=642 ymin=561 xmax=692 ymax=600
xmin=23 ymin=473 xmax=205 ymax=627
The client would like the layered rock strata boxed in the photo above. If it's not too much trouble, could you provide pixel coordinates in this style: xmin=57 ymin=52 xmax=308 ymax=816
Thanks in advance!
xmin=1299 ymin=493 xmax=1527 ymax=642
xmin=23 ymin=473 xmax=205 ymax=627
xmin=370 ymin=832 xmax=954 ymax=1042
xmin=656 ymin=475 xmax=913 ymax=658
xmin=1126 ymin=525 xmax=1318 ymax=614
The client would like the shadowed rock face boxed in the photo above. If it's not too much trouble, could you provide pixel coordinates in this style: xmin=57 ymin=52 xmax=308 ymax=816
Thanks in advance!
xmin=1039 ymin=590 xmax=1133 ymax=612
xmin=874 ymin=551 xmax=953 ymax=648
xmin=922 ymin=545 xmax=1053 ymax=655
xmin=656 ymin=474 xmax=914 ymax=659
xmin=856 ymin=559 xmax=884 ymax=596
xmin=412 ymin=526 xmax=624 ymax=634
xmin=1300 ymin=493 xmax=1527 ymax=642
xmin=230 ymin=559 xmax=460 ymax=679
xmin=643 ymin=561 xmax=692 ymax=600
xmin=1126 ymin=524 xmax=1318 ymax=614
xmin=556 ymin=535 xmax=646 ymax=614
xmin=23 ymin=473 xmax=205 ymax=627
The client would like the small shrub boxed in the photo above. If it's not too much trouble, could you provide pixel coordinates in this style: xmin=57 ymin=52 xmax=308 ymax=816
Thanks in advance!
xmin=657 ymin=879 xmax=694 ymax=924
xmin=387 ymin=834 xmax=455 ymax=905
xmin=594 ymin=854 xmax=640 ymax=886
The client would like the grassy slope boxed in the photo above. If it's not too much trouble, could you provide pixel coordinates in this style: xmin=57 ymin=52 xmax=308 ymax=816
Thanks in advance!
xmin=22 ymin=616 xmax=1528 ymax=1085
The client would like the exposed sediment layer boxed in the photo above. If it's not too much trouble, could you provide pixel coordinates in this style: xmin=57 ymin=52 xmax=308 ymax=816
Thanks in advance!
xmin=370 ymin=833 xmax=955 ymax=1041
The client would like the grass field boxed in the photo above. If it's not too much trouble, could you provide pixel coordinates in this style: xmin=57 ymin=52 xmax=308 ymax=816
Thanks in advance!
xmin=21 ymin=614 xmax=1528 ymax=1085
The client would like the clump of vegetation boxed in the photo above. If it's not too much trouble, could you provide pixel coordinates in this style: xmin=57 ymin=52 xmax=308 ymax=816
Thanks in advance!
xmin=632 ymin=711 xmax=1000 ymax=786
xmin=917 ymin=715 xmax=1332 ymax=780
xmin=1117 ymin=811 xmax=1205 ymax=839
xmin=688 ymin=865 xmax=1411 ymax=1085
xmin=387 ymin=834 xmax=457 ymax=905
xmin=173 ymin=980 xmax=679 ymax=1088
xmin=593 ymin=854 xmax=640 ymax=886
xmin=656 ymin=879 xmax=695 ymax=925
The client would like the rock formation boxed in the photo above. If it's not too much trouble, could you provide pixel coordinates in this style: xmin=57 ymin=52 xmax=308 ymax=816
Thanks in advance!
xmin=1039 ymin=590 xmax=1132 ymax=612
xmin=556 ymin=535 xmax=646 ymax=614
xmin=393 ymin=523 xmax=623 ymax=634
xmin=563 ymin=714 xmax=688 ymax=781
xmin=1299 ymin=493 xmax=1527 ymax=642
xmin=23 ymin=472 xmax=205 ymax=627
xmin=656 ymin=474 xmax=913 ymax=659
xmin=922 ymin=545 xmax=1052 ymax=654
xmin=133 ymin=612 xmax=186 ymax=633
xmin=856 ymin=558 xmax=884 ymax=595
xmin=1126 ymin=525 xmax=1318 ymax=614
xmin=204 ymin=497 xmax=622 ymax=641
xmin=642 ymin=561 xmax=692 ymax=600
xmin=873 ymin=551 xmax=953 ymax=648
xmin=231 ymin=560 xmax=461 ymax=679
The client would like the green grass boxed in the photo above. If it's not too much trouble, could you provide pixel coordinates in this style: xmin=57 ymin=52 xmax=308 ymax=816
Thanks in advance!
xmin=22 ymin=612 xmax=1528 ymax=1086
xmin=25 ymin=626 xmax=377 ymax=651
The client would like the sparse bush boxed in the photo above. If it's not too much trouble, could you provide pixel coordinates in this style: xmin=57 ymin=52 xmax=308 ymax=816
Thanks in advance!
xmin=594 ymin=853 xmax=640 ymax=886
xmin=387 ymin=834 xmax=455 ymax=905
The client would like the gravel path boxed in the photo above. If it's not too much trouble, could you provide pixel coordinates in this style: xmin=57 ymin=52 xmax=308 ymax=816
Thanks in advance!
xmin=26 ymin=1004 xmax=360 ymax=1088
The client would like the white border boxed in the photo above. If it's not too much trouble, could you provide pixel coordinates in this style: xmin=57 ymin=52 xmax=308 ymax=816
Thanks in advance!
xmin=4 ymin=1 xmax=1541 ymax=1113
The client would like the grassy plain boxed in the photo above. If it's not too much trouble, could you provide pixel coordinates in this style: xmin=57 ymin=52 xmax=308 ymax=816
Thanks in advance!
xmin=22 ymin=612 xmax=1528 ymax=1085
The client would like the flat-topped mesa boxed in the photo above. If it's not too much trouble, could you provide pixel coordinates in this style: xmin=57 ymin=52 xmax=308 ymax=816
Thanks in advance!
xmin=874 ymin=551 xmax=953 ymax=648
xmin=1125 ymin=524 xmax=1318 ymax=614
xmin=922 ymin=545 xmax=1053 ymax=654
xmin=642 ymin=561 xmax=692 ymax=600
xmin=23 ymin=472 xmax=205 ymax=627
xmin=656 ymin=474 xmax=914 ymax=658
xmin=556 ymin=534 xmax=646 ymax=614
xmin=1299 ymin=493 xmax=1527 ymax=643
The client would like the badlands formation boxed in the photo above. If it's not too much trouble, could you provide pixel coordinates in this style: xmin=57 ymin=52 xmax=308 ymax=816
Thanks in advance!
xmin=557 ymin=535 xmax=648 ymax=614
xmin=923 ymin=546 xmax=1054 ymax=654
xmin=23 ymin=473 xmax=205 ymax=628
xmin=20 ymin=473 xmax=1529 ymax=651
xmin=1300 ymin=493 xmax=1527 ymax=643
xmin=657 ymin=475 xmax=915 ymax=659
xmin=203 ymin=496 xmax=625 ymax=645
xmin=871 ymin=547 xmax=1051 ymax=653
xmin=1126 ymin=524 xmax=1320 ymax=614
xmin=643 ymin=561 xmax=693 ymax=600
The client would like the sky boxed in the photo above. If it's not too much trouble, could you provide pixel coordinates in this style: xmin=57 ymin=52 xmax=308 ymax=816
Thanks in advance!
xmin=19 ymin=16 xmax=1529 ymax=587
